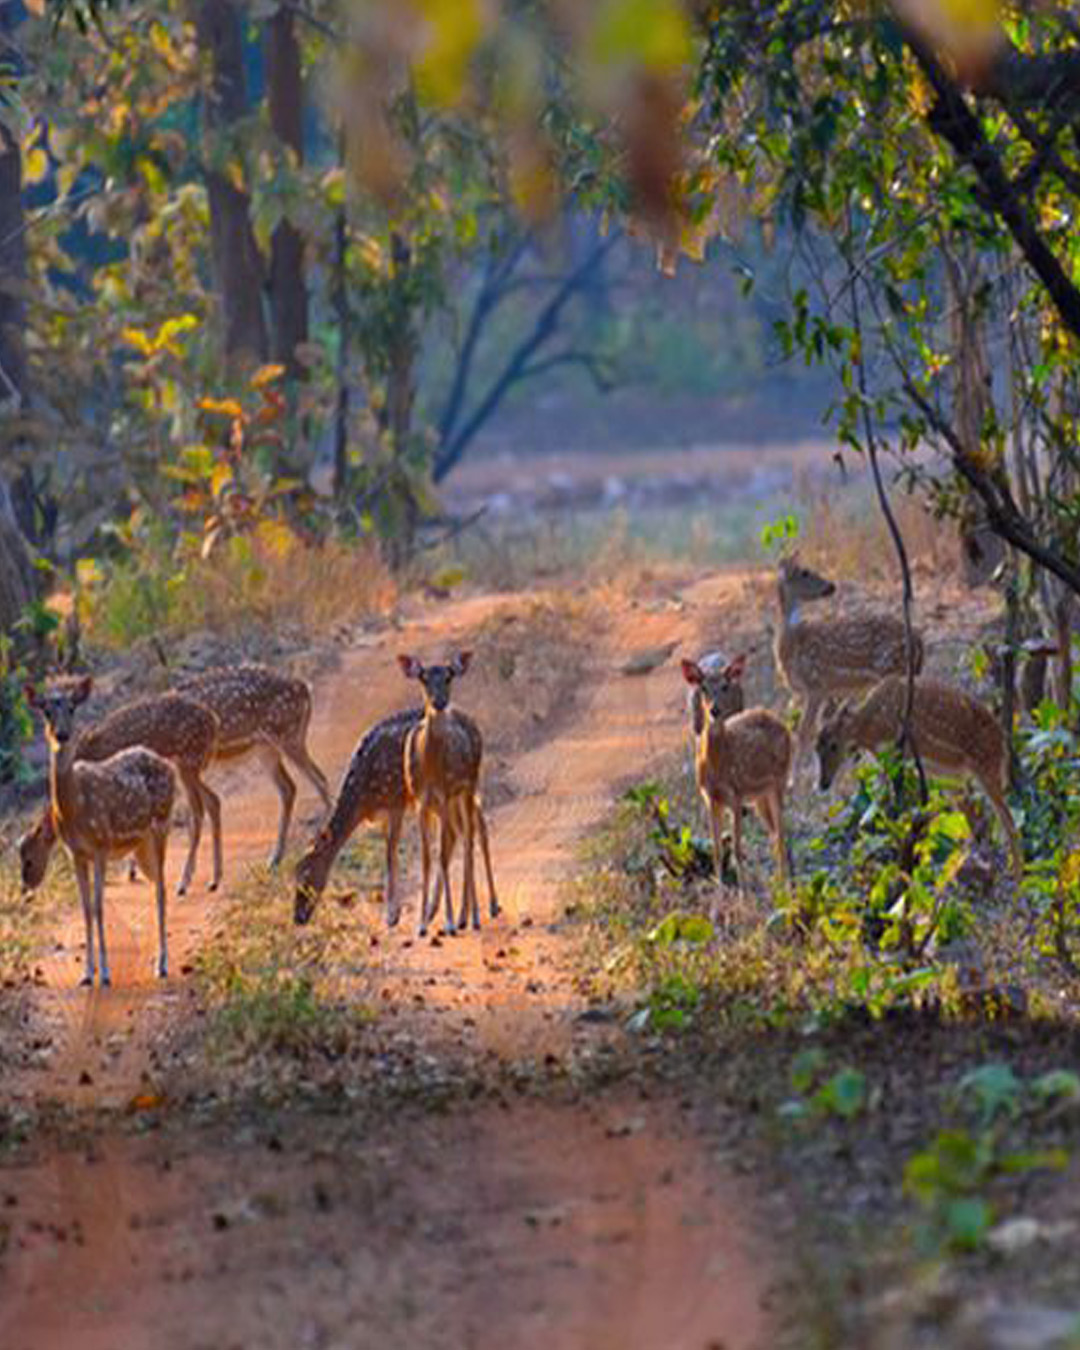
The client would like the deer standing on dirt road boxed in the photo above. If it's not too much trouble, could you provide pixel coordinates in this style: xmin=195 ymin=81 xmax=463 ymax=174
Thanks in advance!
xmin=398 ymin=652 xmax=499 ymax=936
xmin=293 ymin=707 xmax=498 ymax=930
xmin=816 ymin=676 xmax=1024 ymax=882
xmin=26 ymin=675 xmax=175 ymax=986
xmin=176 ymin=665 xmax=332 ymax=869
xmin=775 ymin=556 xmax=925 ymax=776
xmin=19 ymin=693 xmax=220 ymax=897
xmin=682 ymin=655 xmax=794 ymax=893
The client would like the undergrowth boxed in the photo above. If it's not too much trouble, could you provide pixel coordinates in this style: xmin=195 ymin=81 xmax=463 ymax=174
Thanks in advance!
xmin=191 ymin=867 xmax=375 ymax=1067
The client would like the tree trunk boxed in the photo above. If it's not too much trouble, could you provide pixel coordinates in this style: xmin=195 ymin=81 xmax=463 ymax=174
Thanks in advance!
xmin=0 ymin=480 xmax=35 ymax=633
xmin=265 ymin=7 xmax=308 ymax=381
xmin=195 ymin=0 xmax=268 ymax=369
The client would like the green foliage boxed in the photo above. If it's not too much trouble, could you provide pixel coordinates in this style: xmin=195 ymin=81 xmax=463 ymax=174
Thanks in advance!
xmin=622 ymin=783 xmax=716 ymax=885
xmin=905 ymin=1063 xmax=1071 ymax=1254
xmin=193 ymin=870 xmax=370 ymax=1064
xmin=759 ymin=513 xmax=800 ymax=552
xmin=0 ymin=636 xmax=33 ymax=786
xmin=780 ymin=1050 xmax=868 ymax=1122
xmin=799 ymin=750 xmax=976 ymax=965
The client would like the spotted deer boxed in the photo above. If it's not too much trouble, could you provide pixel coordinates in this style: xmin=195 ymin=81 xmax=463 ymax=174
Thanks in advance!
xmin=26 ymin=675 xmax=175 ymax=986
xmin=775 ymin=556 xmax=925 ymax=775
xmin=398 ymin=652 xmax=499 ymax=936
xmin=19 ymin=693 xmax=220 ymax=896
xmin=177 ymin=664 xmax=332 ymax=868
xmin=682 ymin=655 xmax=793 ymax=892
xmin=293 ymin=707 xmax=498 ymax=930
xmin=816 ymin=676 xmax=1023 ymax=881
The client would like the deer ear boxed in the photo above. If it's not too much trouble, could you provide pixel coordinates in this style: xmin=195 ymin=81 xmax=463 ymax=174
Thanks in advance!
xmin=73 ymin=674 xmax=93 ymax=704
xmin=680 ymin=659 xmax=703 ymax=686
xmin=725 ymin=653 xmax=748 ymax=681
xmin=451 ymin=650 xmax=473 ymax=676
xmin=397 ymin=655 xmax=422 ymax=680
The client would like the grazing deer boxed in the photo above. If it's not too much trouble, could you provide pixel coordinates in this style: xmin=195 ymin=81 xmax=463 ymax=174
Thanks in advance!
xmin=816 ymin=675 xmax=1024 ymax=882
xmin=177 ymin=664 xmax=332 ymax=868
xmin=775 ymin=556 xmax=925 ymax=775
xmin=19 ymin=693 xmax=220 ymax=896
xmin=398 ymin=652 xmax=499 ymax=936
xmin=26 ymin=675 xmax=175 ymax=986
xmin=682 ymin=655 xmax=793 ymax=892
xmin=293 ymin=708 xmax=498 ymax=930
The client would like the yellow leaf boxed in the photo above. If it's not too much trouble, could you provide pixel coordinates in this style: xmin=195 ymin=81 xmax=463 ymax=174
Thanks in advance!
xmin=120 ymin=327 xmax=154 ymax=357
xmin=24 ymin=146 xmax=48 ymax=187
xmin=254 ymin=518 xmax=296 ymax=559
xmin=198 ymin=397 xmax=244 ymax=418
xmin=250 ymin=363 xmax=286 ymax=390
xmin=413 ymin=0 xmax=485 ymax=106
xmin=75 ymin=558 xmax=103 ymax=588
xmin=210 ymin=464 xmax=233 ymax=498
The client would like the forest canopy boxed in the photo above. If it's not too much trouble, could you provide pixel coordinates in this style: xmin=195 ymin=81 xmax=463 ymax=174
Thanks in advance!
xmin=2 ymin=0 xmax=1080 ymax=650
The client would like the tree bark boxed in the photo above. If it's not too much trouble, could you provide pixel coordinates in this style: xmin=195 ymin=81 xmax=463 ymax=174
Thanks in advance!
xmin=265 ymin=7 xmax=308 ymax=381
xmin=195 ymin=0 xmax=268 ymax=369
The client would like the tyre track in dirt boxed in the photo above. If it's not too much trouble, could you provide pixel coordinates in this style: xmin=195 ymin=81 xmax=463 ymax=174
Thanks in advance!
xmin=0 ymin=570 xmax=776 ymax=1350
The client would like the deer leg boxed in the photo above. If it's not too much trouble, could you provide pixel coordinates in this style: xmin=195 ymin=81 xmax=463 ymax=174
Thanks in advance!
xmin=984 ymin=778 xmax=1024 ymax=884
xmin=92 ymin=855 xmax=110 ymax=987
xmin=731 ymin=795 xmax=747 ymax=893
xmin=704 ymin=792 xmax=725 ymax=885
xmin=417 ymin=803 xmax=434 ymax=937
xmin=439 ymin=809 xmax=457 ymax=937
xmin=475 ymin=800 xmax=500 ymax=919
xmin=259 ymin=744 xmax=297 ymax=869
xmin=458 ymin=800 xmax=479 ymax=931
xmin=385 ymin=809 xmax=404 ymax=928
xmin=153 ymin=829 xmax=169 ymax=977
xmin=282 ymin=737 xmax=332 ymax=811
xmin=201 ymin=779 xmax=223 ymax=891
xmin=794 ymin=695 xmax=822 ymax=782
xmin=176 ymin=768 xmax=204 ymax=897
xmin=762 ymin=789 xmax=790 ymax=886
xmin=74 ymin=856 xmax=95 ymax=987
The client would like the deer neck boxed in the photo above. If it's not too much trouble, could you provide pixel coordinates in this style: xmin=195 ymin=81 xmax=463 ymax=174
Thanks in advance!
xmin=703 ymin=709 xmax=732 ymax=759
xmin=48 ymin=737 xmax=80 ymax=832
xmin=777 ymin=577 xmax=802 ymax=632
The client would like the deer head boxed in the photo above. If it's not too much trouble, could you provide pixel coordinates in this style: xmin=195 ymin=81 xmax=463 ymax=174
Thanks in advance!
xmin=25 ymin=674 xmax=93 ymax=749
xmin=777 ymin=555 xmax=837 ymax=604
xmin=681 ymin=654 xmax=747 ymax=725
xmin=397 ymin=651 xmax=472 ymax=713
xmin=815 ymin=699 xmax=853 ymax=792
xmin=18 ymin=808 xmax=56 ymax=892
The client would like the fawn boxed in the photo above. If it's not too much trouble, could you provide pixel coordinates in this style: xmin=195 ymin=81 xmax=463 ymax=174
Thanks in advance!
xmin=293 ymin=708 xmax=498 ymax=930
xmin=775 ymin=555 xmax=925 ymax=776
xmin=398 ymin=651 xmax=499 ymax=936
xmin=816 ymin=675 xmax=1024 ymax=881
xmin=19 ymin=692 xmax=220 ymax=896
xmin=682 ymin=655 xmax=793 ymax=892
xmin=177 ymin=664 xmax=332 ymax=868
xmin=27 ymin=675 xmax=175 ymax=986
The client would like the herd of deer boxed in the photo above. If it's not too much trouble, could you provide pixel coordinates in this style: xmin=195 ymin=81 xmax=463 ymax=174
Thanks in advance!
xmin=682 ymin=556 xmax=1023 ymax=895
xmin=14 ymin=557 xmax=1022 ymax=988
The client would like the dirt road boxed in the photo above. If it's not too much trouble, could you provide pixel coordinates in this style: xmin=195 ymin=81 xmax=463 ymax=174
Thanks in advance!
xmin=0 ymin=573 xmax=777 ymax=1349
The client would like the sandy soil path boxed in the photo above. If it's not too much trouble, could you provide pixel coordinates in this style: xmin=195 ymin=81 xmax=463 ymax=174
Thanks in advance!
xmin=0 ymin=572 xmax=776 ymax=1350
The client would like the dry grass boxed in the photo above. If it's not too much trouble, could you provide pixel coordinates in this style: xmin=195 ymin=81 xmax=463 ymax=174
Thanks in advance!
xmin=794 ymin=471 xmax=962 ymax=585
xmin=86 ymin=535 xmax=396 ymax=651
